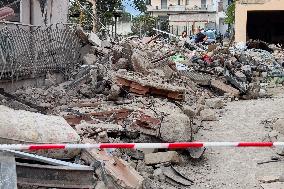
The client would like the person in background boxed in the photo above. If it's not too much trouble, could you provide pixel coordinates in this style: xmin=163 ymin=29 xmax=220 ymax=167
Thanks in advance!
xmin=179 ymin=31 xmax=191 ymax=48
xmin=195 ymin=28 xmax=208 ymax=43
xmin=181 ymin=31 xmax=188 ymax=39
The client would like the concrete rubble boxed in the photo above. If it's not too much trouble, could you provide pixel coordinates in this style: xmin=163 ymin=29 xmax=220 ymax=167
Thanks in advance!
xmin=1 ymin=28 xmax=284 ymax=188
xmin=145 ymin=151 xmax=181 ymax=165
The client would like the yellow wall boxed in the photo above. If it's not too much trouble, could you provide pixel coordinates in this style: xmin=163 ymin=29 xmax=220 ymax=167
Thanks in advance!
xmin=235 ymin=0 xmax=284 ymax=42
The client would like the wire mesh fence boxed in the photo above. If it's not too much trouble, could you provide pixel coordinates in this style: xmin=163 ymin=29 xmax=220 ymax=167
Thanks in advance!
xmin=0 ymin=23 xmax=82 ymax=80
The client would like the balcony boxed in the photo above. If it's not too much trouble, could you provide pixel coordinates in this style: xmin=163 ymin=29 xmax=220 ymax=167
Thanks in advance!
xmin=147 ymin=5 xmax=216 ymax=13
xmin=168 ymin=5 xmax=186 ymax=11
xmin=146 ymin=5 xmax=167 ymax=11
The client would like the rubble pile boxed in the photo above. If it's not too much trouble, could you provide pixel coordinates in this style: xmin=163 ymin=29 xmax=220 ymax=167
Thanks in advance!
xmin=1 ymin=30 xmax=284 ymax=188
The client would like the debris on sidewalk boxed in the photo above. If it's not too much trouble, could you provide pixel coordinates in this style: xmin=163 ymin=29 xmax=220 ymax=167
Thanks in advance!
xmin=82 ymin=147 xmax=144 ymax=189
xmin=0 ymin=105 xmax=80 ymax=159
xmin=1 ymin=18 xmax=284 ymax=188
xmin=145 ymin=151 xmax=181 ymax=165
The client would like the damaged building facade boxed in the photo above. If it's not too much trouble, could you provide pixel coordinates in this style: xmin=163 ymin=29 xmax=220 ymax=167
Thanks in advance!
xmin=146 ymin=0 xmax=230 ymax=35
xmin=235 ymin=0 xmax=284 ymax=43
xmin=20 ymin=0 xmax=68 ymax=25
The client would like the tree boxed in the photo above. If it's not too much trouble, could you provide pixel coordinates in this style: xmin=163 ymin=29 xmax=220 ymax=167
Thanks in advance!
xmin=124 ymin=0 xmax=147 ymax=14
xmin=131 ymin=15 xmax=156 ymax=37
xmin=225 ymin=1 xmax=236 ymax=24
xmin=69 ymin=0 xmax=123 ymax=31
xmin=69 ymin=0 xmax=93 ymax=30
xmin=133 ymin=0 xmax=147 ymax=13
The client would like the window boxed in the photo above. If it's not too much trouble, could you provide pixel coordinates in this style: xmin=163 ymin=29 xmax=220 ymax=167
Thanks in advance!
xmin=146 ymin=0 xmax=151 ymax=5
xmin=201 ymin=0 xmax=207 ymax=8
xmin=161 ymin=0 xmax=167 ymax=9
xmin=178 ymin=0 xmax=181 ymax=5
xmin=186 ymin=0 xmax=190 ymax=5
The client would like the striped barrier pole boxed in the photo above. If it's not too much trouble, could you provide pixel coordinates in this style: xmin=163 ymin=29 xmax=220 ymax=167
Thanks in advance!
xmin=0 ymin=142 xmax=283 ymax=151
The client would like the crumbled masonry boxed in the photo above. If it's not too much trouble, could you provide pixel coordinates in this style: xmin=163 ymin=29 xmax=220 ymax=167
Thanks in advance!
xmin=1 ymin=29 xmax=284 ymax=188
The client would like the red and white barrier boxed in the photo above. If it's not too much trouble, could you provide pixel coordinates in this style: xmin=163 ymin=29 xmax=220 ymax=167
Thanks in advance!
xmin=0 ymin=142 xmax=284 ymax=151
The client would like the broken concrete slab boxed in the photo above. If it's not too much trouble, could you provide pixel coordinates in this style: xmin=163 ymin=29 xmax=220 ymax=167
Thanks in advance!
xmin=82 ymin=53 xmax=97 ymax=65
xmin=101 ymin=40 xmax=112 ymax=48
xmin=113 ymin=58 xmax=129 ymax=71
xmin=145 ymin=151 xmax=181 ymax=165
xmin=205 ymin=98 xmax=224 ymax=109
xmin=274 ymin=119 xmax=284 ymax=135
xmin=131 ymin=50 xmax=151 ymax=75
xmin=200 ymin=109 xmax=217 ymax=121
xmin=162 ymin=166 xmax=193 ymax=186
xmin=95 ymin=181 xmax=107 ymax=189
xmin=75 ymin=123 xmax=123 ymax=134
xmin=257 ymin=175 xmax=279 ymax=183
xmin=116 ymin=72 xmax=186 ymax=101
xmin=260 ymin=182 xmax=284 ymax=189
xmin=153 ymin=168 xmax=166 ymax=181
xmin=274 ymin=136 xmax=284 ymax=156
xmin=0 ymin=105 xmax=80 ymax=159
xmin=107 ymin=84 xmax=121 ymax=101
xmin=82 ymin=148 xmax=144 ymax=189
xmin=210 ymin=79 xmax=240 ymax=97
xmin=88 ymin=32 xmax=102 ymax=47
xmin=160 ymin=113 xmax=192 ymax=142
xmin=130 ymin=113 xmax=161 ymax=136
xmin=183 ymin=105 xmax=196 ymax=118
xmin=196 ymin=104 xmax=206 ymax=116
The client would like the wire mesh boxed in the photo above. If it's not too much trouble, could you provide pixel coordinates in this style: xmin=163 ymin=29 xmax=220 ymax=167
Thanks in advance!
xmin=0 ymin=23 xmax=81 ymax=80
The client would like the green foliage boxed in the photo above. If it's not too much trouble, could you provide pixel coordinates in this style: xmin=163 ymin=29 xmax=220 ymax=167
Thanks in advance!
xmin=69 ymin=0 xmax=123 ymax=31
xmin=131 ymin=15 xmax=156 ymax=36
xmin=225 ymin=1 xmax=236 ymax=24
xmin=96 ymin=0 xmax=123 ymax=25
xmin=133 ymin=0 xmax=147 ymax=13
xmin=68 ymin=0 xmax=148 ymax=32
xmin=0 ymin=0 xmax=15 ymax=7
xmin=124 ymin=0 xmax=147 ymax=14
xmin=68 ymin=0 xmax=93 ymax=30
xmin=120 ymin=11 xmax=132 ymax=22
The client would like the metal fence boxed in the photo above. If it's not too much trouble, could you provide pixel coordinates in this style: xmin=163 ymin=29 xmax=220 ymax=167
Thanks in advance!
xmin=0 ymin=22 xmax=82 ymax=80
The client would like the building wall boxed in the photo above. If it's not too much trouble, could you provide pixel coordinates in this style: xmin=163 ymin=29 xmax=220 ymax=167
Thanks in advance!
xmin=169 ymin=12 xmax=216 ymax=35
xmin=20 ymin=0 xmax=69 ymax=25
xmin=235 ymin=0 xmax=284 ymax=42
xmin=150 ymin=0 xmax=214 ymax=9
xmin=148 ymin=0 xmax=227 ymax=35
xmin=116 ymin=22 xmax=133 ymax=36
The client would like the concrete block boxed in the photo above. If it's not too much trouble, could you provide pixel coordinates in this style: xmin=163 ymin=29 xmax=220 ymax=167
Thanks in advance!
xmin=200 ymin=109 xmax=217 ymax=121
xmin=160 ymin=114 xmax=191 ymax=142
xmin=183 ymin=105 xmax=196 ymax=118
xmin=0 ymin=105 xmax=80 ymax=159
xmin=88 ymin=32 xmax=101 ymax=47
xmin=205 ymin=98 xmax=224 ymax=109
xmin=145 ymin=151 xmax=181 ymax=165
xmin=274 ymin=119 xmax=284 ymax=135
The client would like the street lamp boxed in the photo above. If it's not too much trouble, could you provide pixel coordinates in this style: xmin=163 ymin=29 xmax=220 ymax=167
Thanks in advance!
xmin=113 ymin=9 xmax=122 ymax=39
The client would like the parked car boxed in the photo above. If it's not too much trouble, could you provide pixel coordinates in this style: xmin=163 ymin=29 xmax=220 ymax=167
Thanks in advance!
xmin=189 ymin=30 xmax=221 ymax=44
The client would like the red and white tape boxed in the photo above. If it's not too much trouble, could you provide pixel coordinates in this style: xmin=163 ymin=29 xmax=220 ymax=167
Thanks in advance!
xmin=0 ymin=142 xmax=284 ymax=151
